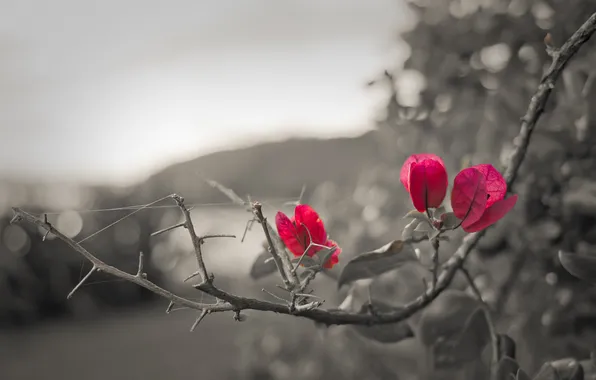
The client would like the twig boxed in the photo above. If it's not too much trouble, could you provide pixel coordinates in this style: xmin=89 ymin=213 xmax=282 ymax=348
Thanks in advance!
xmin=67 ymin=266 xmax=97 ymax=299
xmin=460 ymin=266 xmax=484 ymax=304
xmin=252 ymin=202 xmax=298 ymax=288
xmin=10 ymin=12 xmax=596 ymax=328
xmin=504 ymin=13 xmax=596 ymax=189
xmin=12 ymin=208 xmax=235 ymax=314
xmin=173 ymin=194 xmax=211 ymax=285
xmin=151 ymin=222 xmax=185 ymax=237
xmin=136 ymin=251 xmax=146 ymax=278
xmin=460 ymin=267 xmax=499 ymax=378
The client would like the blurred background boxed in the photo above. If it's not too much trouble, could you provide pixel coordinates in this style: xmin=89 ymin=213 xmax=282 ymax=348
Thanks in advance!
xmin=2 ymin=0 xmax=596 ymax=379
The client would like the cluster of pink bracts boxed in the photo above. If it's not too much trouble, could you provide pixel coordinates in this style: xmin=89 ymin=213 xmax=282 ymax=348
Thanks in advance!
xmin=401 ymin=153 xmax=517 ymax=233
xmin=275 ymin=153 xmax=518 ymax=269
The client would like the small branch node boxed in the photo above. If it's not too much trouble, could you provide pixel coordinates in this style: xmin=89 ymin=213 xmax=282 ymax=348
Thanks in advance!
xmin=292 ymin=301 xmax=322 ymax=314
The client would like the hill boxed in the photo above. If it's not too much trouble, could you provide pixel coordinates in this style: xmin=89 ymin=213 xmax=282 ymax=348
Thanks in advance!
xmin=133 ymin=130 xmax=380 ymax=204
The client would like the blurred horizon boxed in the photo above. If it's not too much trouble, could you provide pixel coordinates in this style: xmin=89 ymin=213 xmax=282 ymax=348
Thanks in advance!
xmin=0 ymin=0 xmax=412 ymax=187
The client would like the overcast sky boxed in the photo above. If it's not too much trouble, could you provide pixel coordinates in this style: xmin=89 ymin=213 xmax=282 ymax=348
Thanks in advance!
xmin=0 ymin=0 xmax=411 ymax=186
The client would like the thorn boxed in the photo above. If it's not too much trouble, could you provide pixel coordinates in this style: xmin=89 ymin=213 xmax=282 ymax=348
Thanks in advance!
xmin=184 ymin=271 xmax=201 ymax=282
xmin=67 ymin=266 xmax=97 ymax=299
xmin=165 ymin=301 xmax=175 ymax=314
xmin=275 ymin=284 xmax=292 ymax=293
xmin=9 ymin=209 xmax=23 ymax=224
xmin=234 ymin=310 xmax=247 ymax=322
xmin=262 ymin=288 xmax=288 ymax=302
xmin=297 ymin=185 xmax=306 ymax=205
xmin=190 ymin=310 xmax=209 ymax=332
xmin=293 ymin=293 xmax=323 ymax=300
xmin=151 ymin=222 xmax=185 ymax=237
xmin=136 ymin=251 xmax=145 ymax=278
xmin=200 ymin=234 xmax=236 ymax=241
xmin=241 ymin=218 xmax=256 ymax=242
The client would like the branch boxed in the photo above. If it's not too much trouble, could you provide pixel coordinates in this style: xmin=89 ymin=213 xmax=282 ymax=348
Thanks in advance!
xmin=173 ymin=194 xmax=211 ymax=285
xmin=10 ymin=208 xmax=235 ymax=315
xmin=252 ymin=202 xmax=299 ymax=288
xmin=10 ymin=12 xmax=596 ymax=328
xmin=503 ymin=13 xmax=596 ymax=188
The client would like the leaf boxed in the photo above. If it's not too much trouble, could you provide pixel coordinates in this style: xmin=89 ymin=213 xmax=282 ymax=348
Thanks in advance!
xmin=291 ymin=256 xmax=319 ymax=269
xmin=337 ymin=282 xmax=414 ymax=344
xmin=415 ymin=221 xmax=432 ymax=232
xmin=549 ymin=358 xmax=584 ymax=380
xmin=352 ymin=301 xmax=414 ymax=344
xmin=249 ymin=250 xmax=278 ymax=280
xmin=451 ymin=167 xmax=488 ymax=228
xmin=316 ymin=245 xmax=338 ymax=268
xmin=433 ymin=205 xmax=447 ymax=218
xmin=454 ymin=307 xmax=492 ymax=359
xmin=402 ymin=219 xmax=425 ymax=242
xmin=498 ymin=333 xmax=517 ymax=360
xmin=440 ymin=211 xmax=461 ymax=230
xmin=517 ymin=369 xmax=532 ymax=380
xmin=558 ymin=250 xmax=596 ymax=283
xmin=431 ymin=306 xmax=492 ymax=368
xmin=495 ymin=357 xmax=521 ymax=380
xmin=337 ymin=240 xmax=418 ymax=289
xmin=579 ymin=358 xmax=595 ymax=380
xmin=205 ymin=179 xmax=246 ymax=205
xmin=533 ymin=363 xmax=560 ymax=380
xmin=265 ymin=220 xmax=292 ymax=262
xmin=417 ymin=290 xmax=481 ymax=347
xmin=403 ymin=209 xmax=431 ymax=223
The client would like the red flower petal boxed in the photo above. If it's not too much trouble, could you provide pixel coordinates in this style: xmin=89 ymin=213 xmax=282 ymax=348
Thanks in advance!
xmin=322 ymin=240 xmax=341 ymax=269
xmin=294 ymin=204 xmax=328 ymax=247
xmin=451 ymin=167 xmax=488 ymax=227
xmin=275 ymin=211 xmax=305 ymax=257
xmin=462 ymin=194 xmax=518 ymax=232
xmin=400 ymin=153 xmax=446 ymax=192
xmin=471 ymin=164 xmax=507 ymax=208
xmin=409 ymin=159 xmax=449 ymax=212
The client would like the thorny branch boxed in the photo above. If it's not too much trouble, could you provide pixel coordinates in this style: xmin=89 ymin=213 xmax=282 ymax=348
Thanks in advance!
xmin=10 ymin=12 xmax=596 ymax=329
xmin=252 ymin=202 xmax=299 ymax=288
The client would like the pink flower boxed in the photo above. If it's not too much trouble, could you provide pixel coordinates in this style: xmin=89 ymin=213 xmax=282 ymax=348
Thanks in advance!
xmin=450 ymin=164 xmax=518 ymax=232
xmin=275 ymin=204 xmax=341 ymax=269
xmin=400 ymin=153 xmax=449 ymax=212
